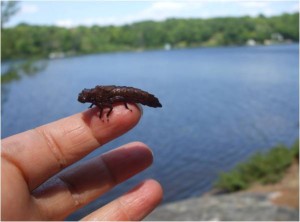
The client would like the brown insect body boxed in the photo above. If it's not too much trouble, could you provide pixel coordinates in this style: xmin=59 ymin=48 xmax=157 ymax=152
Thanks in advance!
xmin=78 ymin=85 xmax=162 ymax=118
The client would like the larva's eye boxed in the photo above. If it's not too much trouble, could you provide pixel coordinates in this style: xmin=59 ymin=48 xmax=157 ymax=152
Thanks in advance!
xmin=78 ymin=94 xmax=86 ymax=103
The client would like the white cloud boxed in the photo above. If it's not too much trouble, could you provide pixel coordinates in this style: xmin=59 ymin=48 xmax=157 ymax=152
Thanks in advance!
xmin=55 ymin=1 xmax=204 ymax=28
xmin=56 ymin=19 xmax=74 ymax=28
xmin=150 ymin=1 xmax=184 ymax=11
xmin=53 ymin=1 xmax=297 ymax=28
xmin=238 ymin=1 xmax=299 ymax=17
xmin=140 ymin=1 xmax=204 ymax=20
xmin=239 ymin=2 xmax=268 ymax=8
xmin=291 ymin=2 xmax=299 ymax=12
xmin=20 ymin=4 xmax=39 ymax=14
xmin=237 ymin=1 xmax=277 ymax=17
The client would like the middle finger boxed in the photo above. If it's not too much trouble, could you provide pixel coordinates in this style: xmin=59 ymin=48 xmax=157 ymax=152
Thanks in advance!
xmin=32 ymin=142 xmax=153 ymax=220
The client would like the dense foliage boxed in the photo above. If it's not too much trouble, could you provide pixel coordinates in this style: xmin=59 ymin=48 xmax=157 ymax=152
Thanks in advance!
xmin=1 ymin=12 xmax=299 ymax=60
xmin=215 ymin=140 xmax=299 ymax=192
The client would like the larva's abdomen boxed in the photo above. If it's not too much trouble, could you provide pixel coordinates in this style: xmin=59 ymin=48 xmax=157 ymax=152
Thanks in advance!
xmin=111 ymin=86 xmax=162 ymax=107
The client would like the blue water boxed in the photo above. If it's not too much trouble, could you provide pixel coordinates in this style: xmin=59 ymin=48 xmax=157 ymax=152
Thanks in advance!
xmin=1 ymin=44 xmax=299 ymax=219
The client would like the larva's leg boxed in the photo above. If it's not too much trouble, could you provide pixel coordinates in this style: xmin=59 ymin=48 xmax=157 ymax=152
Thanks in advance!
xmin=99 ymin=108 xmax=103 ymax=119
xmin=89 ymin=103 xmax=94 ymax=108
xmin=110 ymin=96 xmax=132 ymax=112
xmin=124 ymin=102 xmax=132 ymax=112
xmin=94 ymin=103 xmax=104 ymax=119
xmin=106 ymin=103 xmax=113 ymax=118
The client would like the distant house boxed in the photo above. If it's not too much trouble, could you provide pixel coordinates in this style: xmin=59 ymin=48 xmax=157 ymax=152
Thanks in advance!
xmin=164 ymin=43 xmax=171 ymax=50
xmin=49 ymin=52 xmax=65 ymax=59
xmin=264 ymin=39 xmax=272 ymax=45
xmin=271 ymin=33 xmax=284 ymax=42
xmin=264 ymin=33 xmax=285 ymax=45
xmin=246 ymin=39 xmax=256 ymax=46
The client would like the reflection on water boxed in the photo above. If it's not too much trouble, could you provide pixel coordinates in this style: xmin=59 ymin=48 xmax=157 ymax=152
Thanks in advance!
xmin=1 ymin=60 xmax=48 ymax=106
xmin=1 ymin=59 xmax=48 ymax=84
xmin=1 ymin=68 xmax=20 ymax=83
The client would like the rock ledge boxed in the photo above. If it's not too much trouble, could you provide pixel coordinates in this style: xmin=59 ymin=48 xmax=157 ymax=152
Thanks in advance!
xmin=145 ymin=192 xmax=299 ymax=221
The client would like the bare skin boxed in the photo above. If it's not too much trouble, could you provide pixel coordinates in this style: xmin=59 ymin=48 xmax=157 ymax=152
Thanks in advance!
xmin=1 ymin=104 xmax=163 ymax=221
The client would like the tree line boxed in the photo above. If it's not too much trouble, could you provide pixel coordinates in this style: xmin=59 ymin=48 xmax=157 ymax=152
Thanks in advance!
xmin=1 ymin=12 xmax=299 ymax=60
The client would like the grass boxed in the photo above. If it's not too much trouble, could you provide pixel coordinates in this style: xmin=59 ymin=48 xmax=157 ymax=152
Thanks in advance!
xmin=214 ymin=139 xmax=299 ymax=192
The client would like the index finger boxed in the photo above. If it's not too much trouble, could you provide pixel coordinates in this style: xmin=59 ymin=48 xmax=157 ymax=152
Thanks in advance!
xmin=1 ymin=104 xmax=141 ymax=191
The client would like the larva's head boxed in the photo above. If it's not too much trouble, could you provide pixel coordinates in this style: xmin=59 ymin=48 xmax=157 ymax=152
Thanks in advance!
xmin=78 ymin=88 xmax=93 ymax=103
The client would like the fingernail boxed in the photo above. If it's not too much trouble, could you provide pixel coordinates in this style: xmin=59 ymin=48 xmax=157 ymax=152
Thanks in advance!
xmin=136 ymin=104 xmax=143 ymax=116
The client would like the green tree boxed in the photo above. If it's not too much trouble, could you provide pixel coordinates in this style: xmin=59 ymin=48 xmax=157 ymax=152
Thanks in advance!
xmin=1 ymin=1 xmax=19 ymax=29
xmin=1 ymin=12 xmax=299 ymax=60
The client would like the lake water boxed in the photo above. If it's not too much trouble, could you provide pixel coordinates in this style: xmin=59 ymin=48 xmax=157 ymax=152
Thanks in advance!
xmin=1 ymin=44 xmax=299 ymax=219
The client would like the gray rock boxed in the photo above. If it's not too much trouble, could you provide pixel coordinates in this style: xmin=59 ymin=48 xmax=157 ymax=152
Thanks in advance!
xmin=145 ymin=192 xmax=299 ymax=221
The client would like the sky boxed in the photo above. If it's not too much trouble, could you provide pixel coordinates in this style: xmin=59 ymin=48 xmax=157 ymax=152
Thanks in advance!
xmin=5 ymin=0 xmax=299 ymax=28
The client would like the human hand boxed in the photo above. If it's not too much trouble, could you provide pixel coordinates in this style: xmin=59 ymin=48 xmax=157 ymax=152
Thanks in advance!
xmin=1 ymin=104 xmax=163 ymax=220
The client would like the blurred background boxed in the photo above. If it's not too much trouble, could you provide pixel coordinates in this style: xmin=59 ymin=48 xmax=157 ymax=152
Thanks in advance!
xmin=1 ymin=1 xmax=299 ymax=220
